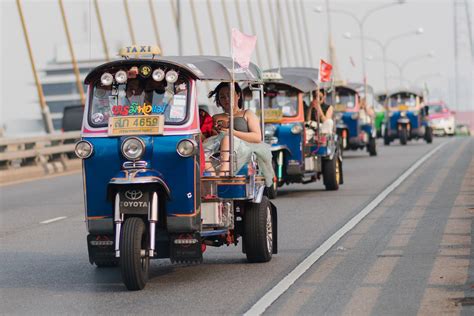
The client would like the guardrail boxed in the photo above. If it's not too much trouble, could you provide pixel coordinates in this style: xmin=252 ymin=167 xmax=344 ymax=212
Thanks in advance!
xmin=0 ymin=131 xmax=82 ymax=184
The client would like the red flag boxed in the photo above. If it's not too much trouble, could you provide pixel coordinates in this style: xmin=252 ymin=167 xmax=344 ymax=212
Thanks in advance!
xmin=231 ymin=28 xmax=257 ymax=69
xmin=319 ymin=59 xmax=333 ymax=82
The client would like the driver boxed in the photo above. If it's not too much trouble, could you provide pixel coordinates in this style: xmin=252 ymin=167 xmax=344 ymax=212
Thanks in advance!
xmin=307 ymin=90 xmax=334 ymax=134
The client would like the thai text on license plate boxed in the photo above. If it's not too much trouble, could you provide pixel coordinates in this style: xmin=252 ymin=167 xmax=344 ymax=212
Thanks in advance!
xmin=108 ymin=115 xmax=164 ymax=136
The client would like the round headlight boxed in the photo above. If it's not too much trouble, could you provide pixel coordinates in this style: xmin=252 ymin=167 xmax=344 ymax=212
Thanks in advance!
xmin=152 ymin=68 xmax=165 ymax=81
xmin=264 ymin=124 xmax=276 ymax=137
xmin=115 ymin=70 xmax=128 ymax=84
xmin=291 ymin=124 xmax=303 ymax=134
xmin=351 ymin=113 xmax=359 ymax=120
xmin=400 ymin=111 xmax=407 ymax=117
xmin=177 ymin=139 xmax=197 ymax=157
xmin=121 ymin=137 xmax=145 ymax=161
xmin=75 ymin=140 xmax=93 ymax=159
xmin=166 ymin=70 xmax=179 ymax=83
xmin=100 ymin=73 xmax=113 ymax=86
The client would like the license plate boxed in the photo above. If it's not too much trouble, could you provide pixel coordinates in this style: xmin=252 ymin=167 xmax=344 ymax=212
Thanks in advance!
xmin=335 ymin=104 xmax=346 ymax=112
xmin=119 ymin=190 xmax=149 ymax=215
xmin=263 ymin=109 xmax=283 ymax=123
xmin=108 ymin=115 xmax=164 ymax=136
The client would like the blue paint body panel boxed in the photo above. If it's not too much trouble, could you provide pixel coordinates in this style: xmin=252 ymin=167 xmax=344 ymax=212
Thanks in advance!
xmin=342 ymin=113 xmax=359 ymax=138
xmin=275 ymin=124 xmax=302 ymax=162
xmin=217 ymin=184 xmax=247 ymax=199
xmin=83 ymin=135 xmax=197 ymax=218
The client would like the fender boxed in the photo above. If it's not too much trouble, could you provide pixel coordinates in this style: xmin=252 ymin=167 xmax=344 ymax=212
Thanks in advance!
xmin=270 ymin=145 xmax=291 ymax=156
xmin=397 ymin=118 xmax=410 ymax=124
xmin=107 ymin=169 xmax=171 ymax=200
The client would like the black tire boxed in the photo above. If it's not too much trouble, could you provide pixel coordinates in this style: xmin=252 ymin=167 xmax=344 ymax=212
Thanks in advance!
xmin=425 ymin=126 xmax=433 ymax=143
xmin=399 ymin=127 xmax=408 ymax=145
xmin=120 ymin=217 xmax=149 ymax=291
xmin=383 ymin=129 xmax=390 ymax=146
xmin=323 ymin=157 xmax=340 ymax=191
xmin=244 ymin=196 xmax=273 ymax=263
xmin=368 ymin=137 xmax=377 ymax=156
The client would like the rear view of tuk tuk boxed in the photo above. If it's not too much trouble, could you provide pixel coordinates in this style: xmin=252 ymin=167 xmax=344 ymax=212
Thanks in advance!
xmin=76 ymin=48 xmax=277 ymax=290
xmin=260 ymin=68 xmax=343 ymax=193
xmin=331 ymin=83 xmax=377 ymax=156
xmin=383 ymin=89 xmax=433 ymax=145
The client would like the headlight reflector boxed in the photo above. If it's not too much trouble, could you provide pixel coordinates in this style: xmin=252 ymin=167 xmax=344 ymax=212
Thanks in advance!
xmin=166 ymin=70 xmax=179 ymax=83
xmin=121 ymin=137 xmax=145 ymax=161
xmin=100 ymin=72 xmax=113 ymax=86
xmin=152 ymin=68 xmax=165 ymax=81
xmin=115 ymin=70 xmax=128 ymax=84
xmin=177 ymin=139 xmax=197 ymax=157
xmin=75 ymin=140 xmax=93 ymax=159
xmin=291 ymin=124 xmax=303 ymax=134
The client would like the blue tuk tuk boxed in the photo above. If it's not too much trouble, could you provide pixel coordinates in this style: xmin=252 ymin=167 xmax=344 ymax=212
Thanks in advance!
xmin=383 ymin=89 xmax=433 ymax=145
xmin=331 ymin=83 xmax=377 ymax=156
xmin=75 ymin=47 xmax=278 ymax=290
xmin=253 ymin=67 xmax=343 ymax=196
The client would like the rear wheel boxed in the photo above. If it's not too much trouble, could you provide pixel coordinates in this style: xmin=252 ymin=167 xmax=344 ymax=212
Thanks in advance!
xmin=244 ymin=196 xmax=273 ymax=263
xmin=425 ymin=126 xmax=433 ymax=143
xmin=323 ymin=156 xmax=340 ymax=191
xmin=368 ymin=136 xmax=377 ymax=156
xmin=120 ymin=217 xmax=149 ymax=291
xmin=399 ymin=126 xmax=408 ymax=145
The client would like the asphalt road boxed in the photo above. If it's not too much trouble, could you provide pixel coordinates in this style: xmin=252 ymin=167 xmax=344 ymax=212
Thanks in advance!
xmin=1 ymin=137 xmax=473 ymax=315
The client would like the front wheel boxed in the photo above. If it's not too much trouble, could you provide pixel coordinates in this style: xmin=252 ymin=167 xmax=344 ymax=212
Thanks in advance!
xmin=120 ymin=217 xmax=150 ymax=291
xmin=425 ymin=126 xmax=433 ymax=143
xmin=399 ymin=126 xmax=408 ymax=145
xmin=368 ymin=136 xmax=377 ymax=156
xmin=244 ymin=196 xmax=273 ymax=263
xmin=323 ymin=156 xmax=340 ymax=191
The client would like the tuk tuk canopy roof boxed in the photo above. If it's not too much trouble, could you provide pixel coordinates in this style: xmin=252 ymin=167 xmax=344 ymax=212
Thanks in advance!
xmin=386 ymin=88 xmax=424 ymax=98
xmin=84 ymin=56 xmax=262 ymax=84
xmin=264 ymin=67 xmax=319 ymax=93
xmin=346 ymin=82 xmax=374 ymax=94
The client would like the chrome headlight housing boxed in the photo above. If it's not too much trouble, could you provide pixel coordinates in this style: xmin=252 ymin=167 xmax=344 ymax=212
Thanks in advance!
xmin=75 ymin=140 xmax=93 ymax=159
xmin=264 ymin=124 xmax=277 ymax=137
xmin=400 ymin=111 xmax=407 ymax=117
xmin=166 ymin=70 xmax=179 ymax=83
xmin=351 ymin=113 xmax=359 ymax=120
xmin=291 ymin=124 xmax=303 ymax=134
xmin=121 ymin=137 xmax=145 ymax=161
xmin=177 ymin=139 xmax=198 ymax=157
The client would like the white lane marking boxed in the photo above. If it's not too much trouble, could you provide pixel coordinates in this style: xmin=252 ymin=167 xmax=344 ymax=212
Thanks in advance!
xmin=244 ymin=141 xmax=448 ymax=316
xmin=40 ymin=216 xmax=67 ymax=224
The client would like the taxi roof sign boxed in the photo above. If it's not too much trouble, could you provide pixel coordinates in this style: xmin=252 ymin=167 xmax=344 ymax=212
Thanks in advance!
xmin=262 ymin=72 xmax=283 ymax=80
xmin=119 ymin=45 xmax=162 ymax=58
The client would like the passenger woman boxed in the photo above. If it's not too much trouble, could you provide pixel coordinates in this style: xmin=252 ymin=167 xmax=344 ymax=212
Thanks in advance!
xmin=206 ymin=82 xmax=262 ymax=173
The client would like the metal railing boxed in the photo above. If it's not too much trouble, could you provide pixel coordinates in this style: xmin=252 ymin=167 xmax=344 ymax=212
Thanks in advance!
xmin=0 ymin=132 xmax=81 ymax=182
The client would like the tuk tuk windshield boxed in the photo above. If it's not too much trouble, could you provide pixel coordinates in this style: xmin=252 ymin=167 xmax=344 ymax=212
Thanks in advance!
xmin=389 ymin=93 xmax=417 ymax=107
xmin=88 ymin=77 xmax=189 ymax=127
xmin=428 ymin=104 xmax=445 ymax=113
xmin=263 ymin=84 xmax=298 ymax=117
xmin=327 ymin=92 xmax=356 ymax=109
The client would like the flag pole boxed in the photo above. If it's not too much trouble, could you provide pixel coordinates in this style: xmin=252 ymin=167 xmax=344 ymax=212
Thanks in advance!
xmin=229 ymin=30 xmax=235 ymax=177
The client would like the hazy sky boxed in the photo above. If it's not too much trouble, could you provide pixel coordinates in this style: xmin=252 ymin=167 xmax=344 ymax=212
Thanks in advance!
xmin=1 ymin=0 xmax=472 ymax=134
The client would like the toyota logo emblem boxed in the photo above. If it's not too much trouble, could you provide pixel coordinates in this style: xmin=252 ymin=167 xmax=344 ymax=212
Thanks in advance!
xmin=124 ymin=190 xmax=143 ymax=200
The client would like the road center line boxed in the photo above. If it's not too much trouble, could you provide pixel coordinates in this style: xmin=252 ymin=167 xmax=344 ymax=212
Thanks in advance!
xmin=40 ymin=216 xmax=67 ymax=224
xmin=244 ymin=141 xmax=448 ymax=316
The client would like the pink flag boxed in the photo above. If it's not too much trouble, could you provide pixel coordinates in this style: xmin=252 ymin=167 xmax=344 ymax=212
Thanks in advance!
xmin=231 ymin=28 xmax=257 ymax=69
